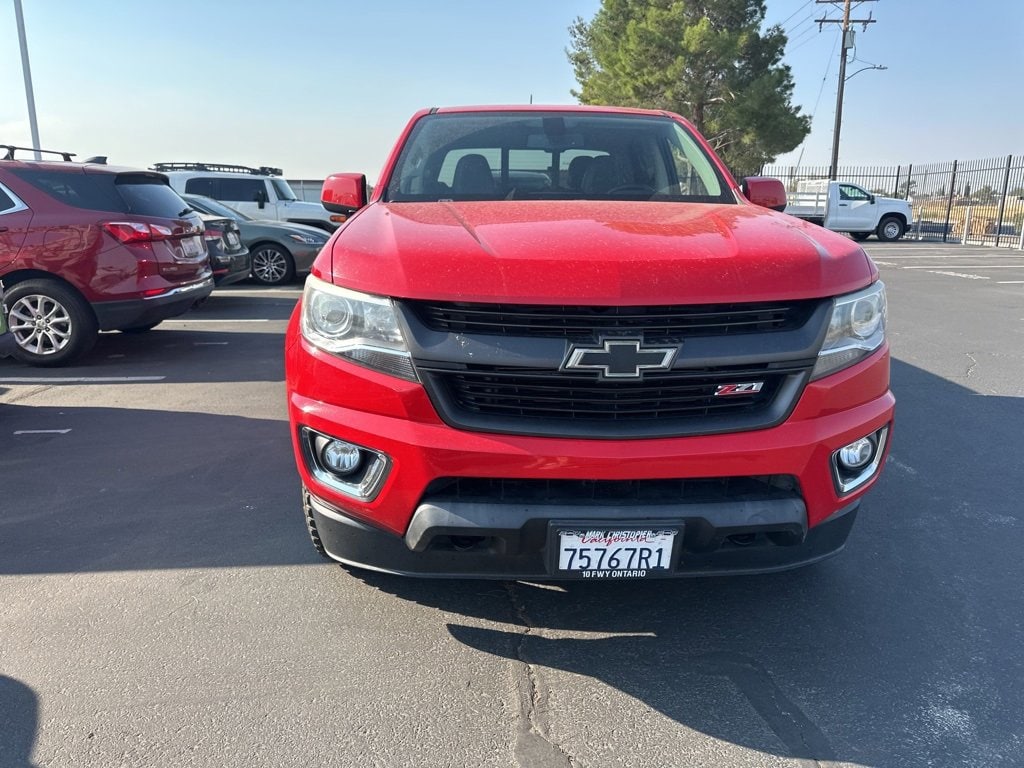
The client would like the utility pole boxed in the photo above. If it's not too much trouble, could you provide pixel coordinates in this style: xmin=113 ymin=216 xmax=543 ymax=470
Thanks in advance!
xmin=817 ymin=0 xmax=877 ymax=180
xmin=13 ymin=0 xmax=42 ymax=160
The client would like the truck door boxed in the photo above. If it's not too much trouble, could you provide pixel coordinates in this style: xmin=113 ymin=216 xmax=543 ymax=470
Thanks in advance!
xmin=829 ymin=184 xmax=876 ymax=231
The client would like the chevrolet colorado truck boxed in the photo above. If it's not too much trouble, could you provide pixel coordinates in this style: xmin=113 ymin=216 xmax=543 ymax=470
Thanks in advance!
xmin=285 ymin=105 xmax=894 ymax=579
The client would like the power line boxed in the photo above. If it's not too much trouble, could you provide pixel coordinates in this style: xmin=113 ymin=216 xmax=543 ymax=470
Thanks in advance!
xmin=779 ymin=0 xmax=815 ymax=28
xmin=788 ymin=22 xmax=821 ymax=47
xmin=794 ymin=31 xmax=841 ymax=169
xmin=784 ymin=11 xmax=817 ymax=36
xmin=788 ymin=18 xmax=835 ymax=53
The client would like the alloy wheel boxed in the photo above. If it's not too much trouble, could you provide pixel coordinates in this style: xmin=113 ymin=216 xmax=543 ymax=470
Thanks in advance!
xmin=8 ymin=294 xmax=74 ymax=356
xmin=252 ymin=247 xmax=289 ymax=284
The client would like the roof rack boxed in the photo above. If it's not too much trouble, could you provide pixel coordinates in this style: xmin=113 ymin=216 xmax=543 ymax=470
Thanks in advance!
xmin=1 ymin=145 xmax=77 ymax=162
xmin=151 ymin=162 xmax=283 ymax=176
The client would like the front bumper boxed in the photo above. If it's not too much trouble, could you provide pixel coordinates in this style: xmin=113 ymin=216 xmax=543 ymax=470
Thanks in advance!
xmin=290 ymin=243 xmax=322 ymax=274
xmin=306 ymin=487 xmax=860 ymax=578
xmin=288 ymin=317 xmax=894 ymax=577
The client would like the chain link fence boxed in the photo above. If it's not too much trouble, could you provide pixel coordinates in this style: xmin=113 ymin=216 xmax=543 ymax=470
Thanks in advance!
xmin=748 ymin=156 xmax=1024 ymax=248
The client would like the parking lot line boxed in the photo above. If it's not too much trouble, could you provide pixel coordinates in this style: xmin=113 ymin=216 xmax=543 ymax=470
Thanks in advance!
xmin=224 ymin=289 xmax=302 ymax=296
xmin=0 ymin=376 xmax=166 ymax=383
xmin=867 ymin=254 xmax=1024 ymax=260
xmin=928 ymin=272 xmax=989 ymax=280
xmin=14 ymin=429 xmax=71 ymax=435
xmin=901 ymin=265 xmax=1024 ymax=270
xmin=997 ymin=281 xmax=1024 ymax=284
xmin=160 ymin=319 xmax=270 ymax=324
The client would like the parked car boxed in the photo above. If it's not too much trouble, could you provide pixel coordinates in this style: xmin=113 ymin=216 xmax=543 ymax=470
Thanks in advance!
xmin=286 ymin=106 xmax=894 ymax=580
xmin=181 ymin=194 xmax=328 ymax=286
xmin=154 ymin=163 xmax=344 ymax=233
xmin=192 ymin=210 xmax=249 ymax=286
xmin=0 ymin=145 xmax=213 ymax=366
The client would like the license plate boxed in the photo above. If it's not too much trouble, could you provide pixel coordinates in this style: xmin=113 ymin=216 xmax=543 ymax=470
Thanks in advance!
xmin=554 ymin=527 xmax=678 ymax=578
xmin=226 ymin=231 xmax=240 ymax=248
xmin=181 ymin=235 xmax=203 ymax=258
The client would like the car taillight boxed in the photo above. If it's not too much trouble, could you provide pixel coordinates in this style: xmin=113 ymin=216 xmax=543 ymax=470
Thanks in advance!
xmin=103 ymin=222 xmax=173 ymax=243
xmin=204 ymin=227 xmax=224 ymax=242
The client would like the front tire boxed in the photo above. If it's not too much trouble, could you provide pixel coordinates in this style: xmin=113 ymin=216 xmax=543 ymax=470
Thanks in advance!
xmin=5 ymin=279 xmax=98 ymax=367
xmin=876 ymin=216 xmax=905 ymax=242
xmin=250 ymin=244 xmax=296 ymax=286
xmin=302 ymin=488 xmax=330 ymax=559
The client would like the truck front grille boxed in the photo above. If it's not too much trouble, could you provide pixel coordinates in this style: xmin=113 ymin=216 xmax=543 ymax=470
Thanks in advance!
xmin=424 ymin=365 xmax=789 ymax=420
xmin=410 ymin=300 xmax=817 ymax=340
xmin=400 ymin=299 xmax=828 ymax=439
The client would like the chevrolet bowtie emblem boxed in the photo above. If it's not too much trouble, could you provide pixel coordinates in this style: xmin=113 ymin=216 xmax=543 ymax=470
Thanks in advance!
xmin=561 ymin=339 xmax=678 ymax=379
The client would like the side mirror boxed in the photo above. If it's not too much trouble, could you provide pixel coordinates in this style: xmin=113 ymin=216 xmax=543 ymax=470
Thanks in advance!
xmin=322 ymin=173 xmax=368 ymax=214
xmin=741 ymin=177 xmax=787 ymax=212
xmin=254 ymin=187 xmax=268 ymax=209
xmin=869 ymin=194 xmax=876 ymax=204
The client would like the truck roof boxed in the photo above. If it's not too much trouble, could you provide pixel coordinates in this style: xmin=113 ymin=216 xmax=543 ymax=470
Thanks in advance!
xmin=430 ymin=104 xmax=678 ymax=118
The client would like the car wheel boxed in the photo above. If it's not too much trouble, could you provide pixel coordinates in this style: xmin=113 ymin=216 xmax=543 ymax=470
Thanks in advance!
xmin=5 ymin=279 xmax=98 ymax=367
xmin=851 ymin=232 xmax=871 ymax=241
xmin=876 ymin=216 xmax=905 ymax=242
xmin=302 ymin=487 xmax=330 ymax=559
xmin=250 ymin=244 xmax=296 ymax=286
xmin=119 ymin=322 xmax=162 ymax=333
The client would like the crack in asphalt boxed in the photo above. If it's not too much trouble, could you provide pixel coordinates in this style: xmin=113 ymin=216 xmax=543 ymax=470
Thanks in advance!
xmin=966 ymin=352 xmax=978 ymax=379
xmin=503 ymin=582 xmax=575 ymax=768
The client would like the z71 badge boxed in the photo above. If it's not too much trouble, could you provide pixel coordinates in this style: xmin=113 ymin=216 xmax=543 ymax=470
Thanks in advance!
xmin=714 ymin=382 xmax=764 ymax=396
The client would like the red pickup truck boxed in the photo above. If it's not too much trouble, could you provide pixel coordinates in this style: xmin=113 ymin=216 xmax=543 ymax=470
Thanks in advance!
xmin=285 ymin=105 xmax=894 ymax=579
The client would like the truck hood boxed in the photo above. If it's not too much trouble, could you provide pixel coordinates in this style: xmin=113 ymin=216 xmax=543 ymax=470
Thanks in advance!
xmin=324 ymin=201 xmax=874 ymax=304
xmin=278 ymin=200 xmax=331 ymax=219
xmin=878 ymin=195 xmax=912 ymax=210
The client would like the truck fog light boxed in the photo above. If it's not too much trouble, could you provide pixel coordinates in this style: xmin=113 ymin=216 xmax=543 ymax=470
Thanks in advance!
xmin=301 ymin=427 xmax=392 ymax=502
xmin=321 ymin=440 xmax=361 ymax=476
xmin=838 ymin=437 xmax=874 ymax=469
xmin=831 ymin=425 xmax=890 ymax=496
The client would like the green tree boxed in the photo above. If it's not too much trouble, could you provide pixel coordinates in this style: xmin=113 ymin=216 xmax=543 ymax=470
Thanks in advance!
xmin=897 ymin=179 xmax=917 ymax=199
xmin=567 ymin=0 xmax=810 ymax=171
xmin=973 ymin=184 xmax=996 ymax=204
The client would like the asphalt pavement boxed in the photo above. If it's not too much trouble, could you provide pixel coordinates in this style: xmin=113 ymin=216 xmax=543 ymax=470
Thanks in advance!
xmin=1 ymin=245 xmax=1022 ymax=768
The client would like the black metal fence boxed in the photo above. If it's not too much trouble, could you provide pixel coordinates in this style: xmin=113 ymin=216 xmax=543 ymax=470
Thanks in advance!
xmin=746 ymin=156 xmax=1024 ymax=248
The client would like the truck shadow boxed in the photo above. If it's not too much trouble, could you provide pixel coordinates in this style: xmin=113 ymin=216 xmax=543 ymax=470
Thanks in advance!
xmin=0 ymin=675 xmax=40 ymax=768
xmin=351 ymin=357 xmax=1024 ymax=766
xmin=0 ymin=404 xmax=314 ymax=574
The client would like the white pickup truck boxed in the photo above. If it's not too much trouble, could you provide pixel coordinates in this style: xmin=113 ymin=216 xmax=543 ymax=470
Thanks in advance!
xmin=785 ymin=180 xmax=912 ymax=241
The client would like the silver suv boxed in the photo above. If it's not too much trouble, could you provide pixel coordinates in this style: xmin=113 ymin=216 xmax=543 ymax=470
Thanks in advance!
xmin=154 ymin=163 xmax=343 ymax=233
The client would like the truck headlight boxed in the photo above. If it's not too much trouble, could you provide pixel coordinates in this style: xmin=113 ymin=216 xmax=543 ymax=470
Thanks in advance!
xmin=812 ymin=281 xmax=887 ymax=380
xmin=300 ymin=274 xmax=416 ymax=381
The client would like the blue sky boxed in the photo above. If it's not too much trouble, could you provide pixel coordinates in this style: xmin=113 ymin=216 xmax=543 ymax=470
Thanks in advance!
xmin=1 ymin=1 xmax=1021 ymax=182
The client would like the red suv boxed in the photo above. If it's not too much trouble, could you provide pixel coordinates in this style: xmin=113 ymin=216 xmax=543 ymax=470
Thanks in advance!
xmin=286 ymin=107 xmax=894 ymax=580
xmin=0 ymin=146 xmax=214 ymax=366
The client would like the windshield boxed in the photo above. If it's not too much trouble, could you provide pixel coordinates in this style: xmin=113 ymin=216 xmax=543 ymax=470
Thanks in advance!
xmin=383 ymin=112 xmax=733 ymax=204
xmin=272 ymin=178 xmax=298 ymax=201
xmin=187 ymin=195 xmax=253 ymax=221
